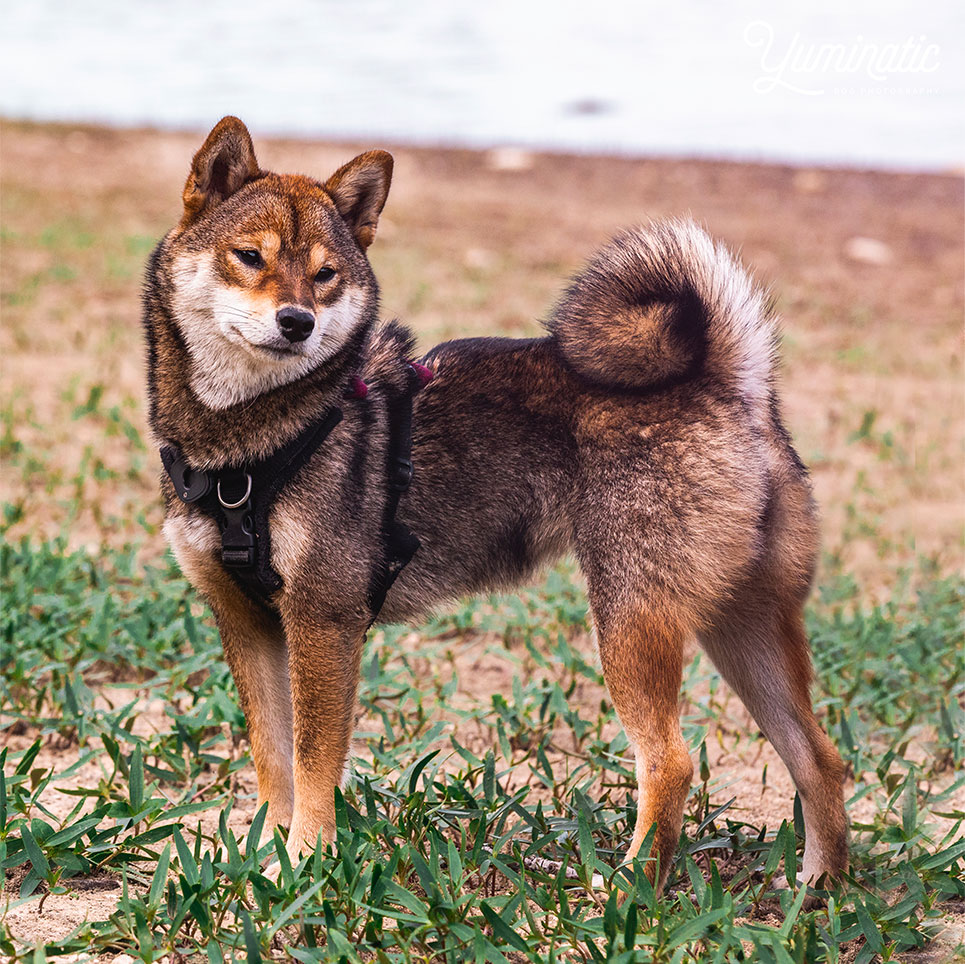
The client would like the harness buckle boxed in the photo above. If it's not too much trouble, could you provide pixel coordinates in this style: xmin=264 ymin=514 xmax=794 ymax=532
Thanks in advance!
xmin=222 ymin=546 xmax=256 ymax=567
xmin=220 ymin=501 xmax=256 ymax=568
xmin=389 ymin=457 xmax=413 ymax=491
xmin=218 ymin=472 xmax=256 ymax=568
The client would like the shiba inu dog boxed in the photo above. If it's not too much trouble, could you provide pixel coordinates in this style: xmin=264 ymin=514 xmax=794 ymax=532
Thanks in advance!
xmin=144 ymin=116 xmax=848 ymax=891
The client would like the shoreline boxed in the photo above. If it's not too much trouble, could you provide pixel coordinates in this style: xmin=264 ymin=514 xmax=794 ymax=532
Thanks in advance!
xmin=3 ymin=115 xmax=963 ymax=179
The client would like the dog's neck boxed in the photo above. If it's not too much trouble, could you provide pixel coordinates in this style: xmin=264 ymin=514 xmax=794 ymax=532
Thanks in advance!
xmin=146 ymin=294 xmax=368 ymax=469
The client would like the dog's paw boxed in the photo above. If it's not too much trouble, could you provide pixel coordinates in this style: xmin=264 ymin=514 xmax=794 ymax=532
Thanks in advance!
xmin=772 ymin=872 xmax=831 ymax=909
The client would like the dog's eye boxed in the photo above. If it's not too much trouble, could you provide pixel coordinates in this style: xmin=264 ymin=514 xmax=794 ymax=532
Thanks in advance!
xmin=234 ymin=249 xmax=263 ymax=268
xmin=315 ymin=266 xmax=336 ymax=283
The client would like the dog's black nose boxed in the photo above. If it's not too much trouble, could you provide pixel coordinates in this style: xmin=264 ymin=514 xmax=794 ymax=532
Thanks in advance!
xmin=277 ymin=306 xmax=315 ymax=343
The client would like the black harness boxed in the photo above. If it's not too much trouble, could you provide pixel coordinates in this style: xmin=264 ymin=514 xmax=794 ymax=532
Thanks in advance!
xmin=160 ymin=374 xmax=421 ymax=621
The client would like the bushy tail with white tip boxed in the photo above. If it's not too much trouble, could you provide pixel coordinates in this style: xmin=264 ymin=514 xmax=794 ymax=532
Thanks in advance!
xmin=548 ymin=219 xmax=777 ymax=404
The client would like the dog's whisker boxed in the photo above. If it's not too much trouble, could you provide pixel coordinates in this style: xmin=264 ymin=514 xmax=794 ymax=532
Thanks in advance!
xmin=214 ymin=305 xmax=265 ymax=322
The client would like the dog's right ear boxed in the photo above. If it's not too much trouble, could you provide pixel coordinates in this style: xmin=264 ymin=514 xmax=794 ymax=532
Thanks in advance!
xmin=180 ymin=117 xmax=260 ymax=228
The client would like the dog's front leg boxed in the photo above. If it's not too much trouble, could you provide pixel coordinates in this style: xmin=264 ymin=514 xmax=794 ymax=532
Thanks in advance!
xmin=166 ymin=517 xmax=294 ymax=838
xmin=216 ymin=606 xmax=294 ymax=838
xmin=282 ymin=609 xmax=367 ymax=861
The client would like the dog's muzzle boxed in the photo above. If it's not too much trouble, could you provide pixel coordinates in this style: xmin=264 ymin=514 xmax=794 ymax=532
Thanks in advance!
xmin=277 ymin=306 xmax=315 ymax=343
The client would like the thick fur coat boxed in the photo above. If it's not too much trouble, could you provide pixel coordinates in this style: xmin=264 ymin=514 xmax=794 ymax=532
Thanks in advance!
xmin=144 ymin=117 xmax=848 ymax=890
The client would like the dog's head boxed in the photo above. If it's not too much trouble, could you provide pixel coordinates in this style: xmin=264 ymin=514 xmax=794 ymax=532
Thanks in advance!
xmin=164 ymin=116 xmax=392 ymax=409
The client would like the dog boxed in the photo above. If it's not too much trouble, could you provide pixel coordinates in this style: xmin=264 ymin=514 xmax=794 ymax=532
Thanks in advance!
xmin=143 ymin=116 xmax=848 ymax=891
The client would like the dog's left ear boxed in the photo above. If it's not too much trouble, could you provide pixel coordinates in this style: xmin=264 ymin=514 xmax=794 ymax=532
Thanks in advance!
xmin=323 ymin=151 xmax=393 ymax=249
xmin=180 ymin=116 xmax=261 ymax=228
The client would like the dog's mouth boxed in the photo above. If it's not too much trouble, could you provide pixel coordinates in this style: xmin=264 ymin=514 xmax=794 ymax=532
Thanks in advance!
xmin=254 ymin=342 xmax=304 ymax=360
xmin=228 ymin=326 xmax=308 ymax=361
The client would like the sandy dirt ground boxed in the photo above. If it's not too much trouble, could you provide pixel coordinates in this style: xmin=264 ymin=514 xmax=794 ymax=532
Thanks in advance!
xmin=1 ymin=120 xmax=963 ymax=585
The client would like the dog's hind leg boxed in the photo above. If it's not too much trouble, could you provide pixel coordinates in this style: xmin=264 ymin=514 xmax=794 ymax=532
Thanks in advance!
xmin=698 ymin=596 xmax=849 ymax=885
xmin=588 ymin=597 xmax=695 ymax=892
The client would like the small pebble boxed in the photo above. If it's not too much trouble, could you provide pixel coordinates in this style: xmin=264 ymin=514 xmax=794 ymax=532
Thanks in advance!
xmin=464 ymin=247 xmax=495 ymax=270
xmin=843 ymin=236 xmax=893 ymax=265
xmin=484 ymin=146 xmax=534 ymax=172
xmin=792 ymin=169 xmax=827 ymax=194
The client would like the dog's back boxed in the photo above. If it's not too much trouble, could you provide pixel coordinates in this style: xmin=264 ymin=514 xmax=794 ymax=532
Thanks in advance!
xmin=389 ymin=219 xmax=815 ymax=633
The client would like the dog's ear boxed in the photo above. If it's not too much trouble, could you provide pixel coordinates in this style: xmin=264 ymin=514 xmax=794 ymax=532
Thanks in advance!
xmin=180 ymin=117 xmax=260 ymax=228
xmin=323 ymin=151 xmax=393 ymax=249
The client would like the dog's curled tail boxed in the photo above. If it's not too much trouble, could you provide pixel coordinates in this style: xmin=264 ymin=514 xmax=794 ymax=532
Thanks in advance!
xmin=548 ymin=219 xmax=776 ymax=401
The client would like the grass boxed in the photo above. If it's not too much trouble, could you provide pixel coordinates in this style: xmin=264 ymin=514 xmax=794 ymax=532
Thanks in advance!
xmin=1 ymin=528 xmax=963 ymax=961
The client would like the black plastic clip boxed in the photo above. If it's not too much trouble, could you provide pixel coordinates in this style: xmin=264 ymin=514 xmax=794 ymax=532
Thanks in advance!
xmin=217 ymin=472 xmax=256 ymax=568
xmin=169 ymin=455 xmax=213 ymax=503
xmin=220 ymin=503 xmax=256 ymax=568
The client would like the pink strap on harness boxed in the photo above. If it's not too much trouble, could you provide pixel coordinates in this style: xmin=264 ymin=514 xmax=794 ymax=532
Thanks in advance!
xmin=410 ymin=362 xmax=434 ymax=387
xmin=347 ymin=362 xmax=432 ymax=401
xmin=347 ymin=376 xmax=369 ymax=399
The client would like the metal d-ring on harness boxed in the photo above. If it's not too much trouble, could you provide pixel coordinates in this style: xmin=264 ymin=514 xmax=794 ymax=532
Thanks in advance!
xmin=217 ymin=475 xmax=251 ymax=509
xmin=159 ymin=367 xmax=424 ymax=619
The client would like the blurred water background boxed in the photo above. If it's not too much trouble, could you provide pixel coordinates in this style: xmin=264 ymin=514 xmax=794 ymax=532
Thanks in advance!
xmin=1 ymin=0 xmax=962 ymax=170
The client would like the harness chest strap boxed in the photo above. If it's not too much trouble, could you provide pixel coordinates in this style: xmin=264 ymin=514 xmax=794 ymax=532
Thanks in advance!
xmin=160 ymin=406 xmax=344 ymax=606
xmin=367 ymin=370 xmax=420 ymax=619
xmin=159 ymin=369 xmax=427 ymax=618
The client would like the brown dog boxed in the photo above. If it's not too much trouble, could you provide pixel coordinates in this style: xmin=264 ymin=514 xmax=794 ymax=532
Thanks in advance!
xmin=144 ymin=116 xmax=848 ymax=890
